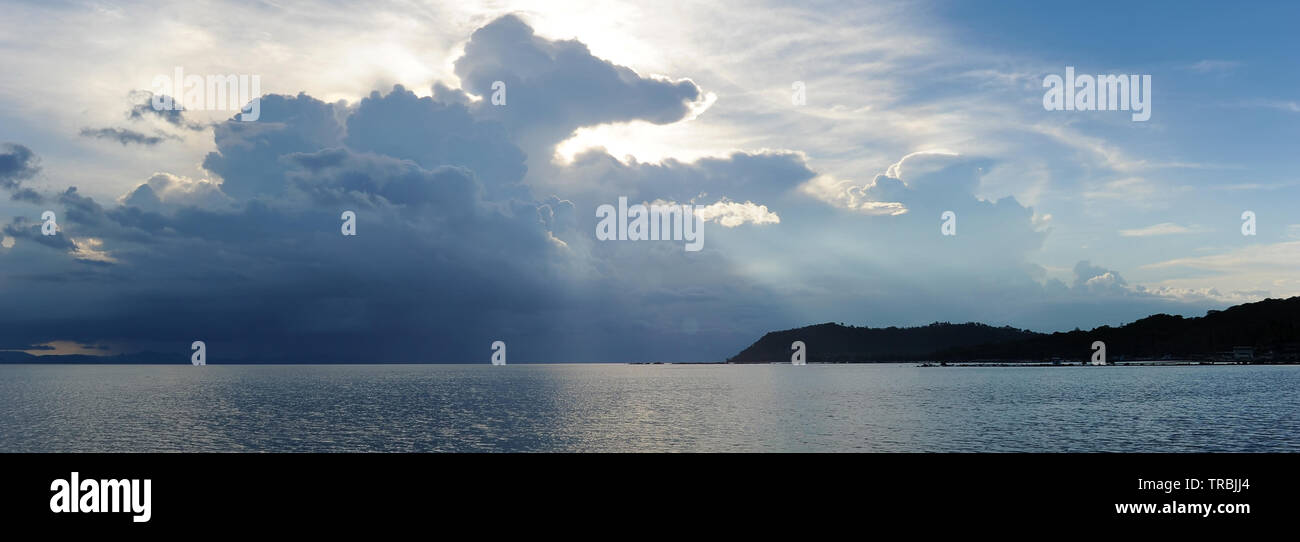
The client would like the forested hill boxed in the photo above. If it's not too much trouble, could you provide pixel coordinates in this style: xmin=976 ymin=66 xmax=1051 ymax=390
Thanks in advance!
xmin=934 ymin=296 xmax=1300 ymax=361
xmin=726 ymin=322 xmax=1040 ymax=363
xmin=728 ymin=297 xmax=1300 ymax=363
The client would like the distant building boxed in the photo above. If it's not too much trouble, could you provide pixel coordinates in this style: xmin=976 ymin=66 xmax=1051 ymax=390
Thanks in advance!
xmin=1282 ymin=342 xmax=1300 ymax=362
xmin=1232 ymin=346 xmax=1254 ymax=361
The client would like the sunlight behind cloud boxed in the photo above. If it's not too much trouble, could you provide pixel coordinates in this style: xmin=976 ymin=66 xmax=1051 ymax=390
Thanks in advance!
xmin=553 ymin=116 xmax=728 ymax=165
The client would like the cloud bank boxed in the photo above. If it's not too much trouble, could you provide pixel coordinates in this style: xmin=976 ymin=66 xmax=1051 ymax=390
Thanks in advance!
xmin=0 ymin=13 xmax=1248 ymax=362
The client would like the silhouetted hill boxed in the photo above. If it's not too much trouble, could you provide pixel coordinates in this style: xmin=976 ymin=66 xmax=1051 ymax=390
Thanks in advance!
xmin=729 ymin=297 xmax=1300 ymax=363
xmin=936 ymin=297 xmax=1300 ymax=361
xmin=727 ymin=322 xmax=1039 ymax=363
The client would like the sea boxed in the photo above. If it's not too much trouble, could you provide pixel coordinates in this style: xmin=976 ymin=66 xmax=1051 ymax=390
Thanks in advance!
xmin=2 ymin=363 xmax=1296 ymax=452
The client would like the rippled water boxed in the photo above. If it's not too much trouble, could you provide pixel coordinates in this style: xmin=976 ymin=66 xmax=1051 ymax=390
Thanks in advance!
xmin=1 ymin=363 xmax=1297 ymax=452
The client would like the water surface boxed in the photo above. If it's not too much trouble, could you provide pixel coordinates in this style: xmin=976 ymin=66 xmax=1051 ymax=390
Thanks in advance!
xmin=1 ymin=363 xmax=1296 ymax=452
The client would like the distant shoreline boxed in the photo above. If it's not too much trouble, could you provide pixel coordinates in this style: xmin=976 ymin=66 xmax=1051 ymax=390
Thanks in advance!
xmin=916 ymin=361 xmax=1299 ymax=367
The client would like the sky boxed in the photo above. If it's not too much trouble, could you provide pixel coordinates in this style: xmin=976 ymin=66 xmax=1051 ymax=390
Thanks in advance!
xmin=1 ymin=0 xmax=1298 ymax=362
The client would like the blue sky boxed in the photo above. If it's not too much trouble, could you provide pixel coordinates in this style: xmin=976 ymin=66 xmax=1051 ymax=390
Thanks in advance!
xmin=1 ymin=0 xmax=1297 ymax=361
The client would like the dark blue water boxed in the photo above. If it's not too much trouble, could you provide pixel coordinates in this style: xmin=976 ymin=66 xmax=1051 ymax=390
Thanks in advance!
xmin=1 ymin=363 xmax=1296 ymax=452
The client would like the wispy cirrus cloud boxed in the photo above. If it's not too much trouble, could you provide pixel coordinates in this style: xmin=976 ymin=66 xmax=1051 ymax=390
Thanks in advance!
xmin=1118 ymin=222 xmax=1205 ymax=237
xmin=1138 ymin=241 xmax=1300 ymax=301
xmin=1188 ymin=59 xmax=1241 ymax=73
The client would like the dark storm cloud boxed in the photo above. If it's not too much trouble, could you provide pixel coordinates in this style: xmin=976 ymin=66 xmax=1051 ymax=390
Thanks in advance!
xmin=562 ymin=148 xmax=817 ymax=205
xmin=0 ymin=143 xmax=40 ymax=191
xmin=344 ymin=85 xmax=528 ymax=200
xmin=455 ymin=14 xmax=704 ymax=148
xmin=3 ymin=216 xmax=75 ymax=251
xmin=1 ymin=143 xmax=46 ymax=202
xmin=1 ymin=76 xmax=591 ymax=360
xmin=57 ymin=186 xmax=110 ymax=228
xmin=0 ymin=14 xmax=1197 ymax=363
xmin=284 ymin=148 xmax=483 ymax=213
xmin=201 ymin=92 xmax=344 ymax=200
xmin=10 ymin=187 xmax=44 ymax=203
